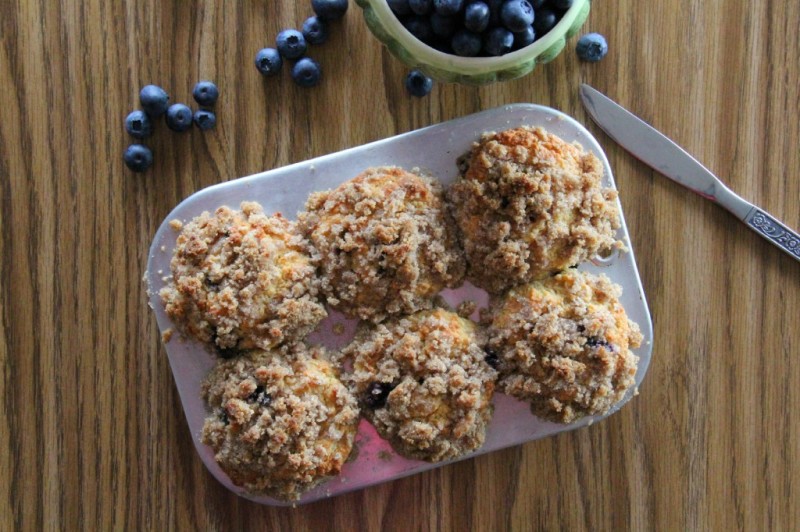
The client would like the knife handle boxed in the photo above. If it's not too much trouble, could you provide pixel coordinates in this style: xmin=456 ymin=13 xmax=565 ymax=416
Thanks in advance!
xmin=743 ymin=208 xmax=800 ymax=262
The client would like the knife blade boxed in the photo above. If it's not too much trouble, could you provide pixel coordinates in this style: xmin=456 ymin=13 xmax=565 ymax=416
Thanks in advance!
xmin=579 ymin=84 xmax=800 ymax=263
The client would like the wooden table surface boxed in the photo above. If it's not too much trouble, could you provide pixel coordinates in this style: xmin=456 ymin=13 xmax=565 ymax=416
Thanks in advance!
xmin=2 ymin=1 xmax=798 ymax=530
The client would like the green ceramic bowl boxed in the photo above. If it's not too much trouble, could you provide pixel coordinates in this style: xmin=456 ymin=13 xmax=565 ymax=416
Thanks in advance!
xmin=355 ymin=0 xmax=592 ymax=85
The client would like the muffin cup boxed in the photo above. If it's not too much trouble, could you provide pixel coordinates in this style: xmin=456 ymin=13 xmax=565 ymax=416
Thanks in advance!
xmin=355 ymin=0 xmax=592 ymax=85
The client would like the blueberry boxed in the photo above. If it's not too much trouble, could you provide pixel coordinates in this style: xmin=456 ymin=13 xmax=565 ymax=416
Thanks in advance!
xmin=123 ymin=144 xmax=153 ymax=173
xmin=576 ymin=33 xmax=608 ymax=62
xmin=302 ymin=16 xmax=329 ymax=45
xmin=451 ymin=29 xmax=482 ymax=56
xmin=483 ymin=26 xmax=514 ymax=55
xmin=217 ymin=410 xmax=229 ymax=425
xmin=139 ymin=85 xmax=169 ymax=117
xmin=291 ymin=57 xmax=322 ymax=87
xmin=125 ymin=110 xmax=152 ymax=139
xmin=311 ymin=0 xmax=349 ymax=20
xmin=500 ymin=0 xmax=534 ymax=33
xmin=192 ymin=81 xmax=219 ymax=107
xmin=585 ymin=336 xmax=614 ymax=351
xmin=552 ymin=0 xmax=573 ymax=10
xmin=409 ymin=0 xmax=433 ymax=14
xmin=255 ymin=48 xmax=283 ymax=76
xmin=247 ymin=386 xmax=272 ymax=407
xmin=464 ymin=2 xmax=490 ymax=33
xmin=165 ymin=103 xmax=193 ymax=132
xmin=404 ymin=16 xmax=434 ymax=44
xmin=533 ymin=8 xmax=557 ymax=36
xmin=430 ymin=13 xmax=457 ymax=38
xmin=193 ymin=109 xmax=216 ymax=130
xmin=434 ymin=0 xmax=464 ymax=16
xmin=530 ymin=0 xmax=545 ymax=7
xmin=362 ymin=382 xmax=395 ymax=409
xmin=513 ymin=26 xmax=535 ymax=49
xmin=484 ymin=349 xmax=500 ymax=369
xmin=276 ymin=29 xmax=307 ymax=60
xmin=387 ymin=0 xmax=412 ymax=15
xmin=405 ymin=69 xmax=433 ymax=97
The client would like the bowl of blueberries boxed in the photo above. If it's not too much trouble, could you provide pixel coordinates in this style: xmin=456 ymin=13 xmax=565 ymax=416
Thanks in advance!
xmin=355 ymin=0 xmax=590 ymax=85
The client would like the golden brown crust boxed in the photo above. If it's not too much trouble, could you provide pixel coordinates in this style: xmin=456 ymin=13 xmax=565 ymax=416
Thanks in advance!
xmin=484 ymin=270 xmax=642 ymax=423
xmin=447 ymin=127 xmax=621 ymax=293
xmin=159 ymin=202 xmax=327 ymax=354
xmin=298 ymin=167 xmax=465 ymax=323
xmin=200 ymin=346 xmax=360 ymax=501
xmin=341 ymin=308 xmax=497 ymax=462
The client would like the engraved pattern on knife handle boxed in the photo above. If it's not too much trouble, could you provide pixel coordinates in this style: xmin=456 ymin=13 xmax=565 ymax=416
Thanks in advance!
xmin=746 ymin=209 xmax=800 ymax=259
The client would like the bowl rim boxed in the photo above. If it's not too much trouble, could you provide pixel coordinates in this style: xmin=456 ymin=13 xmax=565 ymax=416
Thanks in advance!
xmin=363 ymin=0 xmax=589 ymax=73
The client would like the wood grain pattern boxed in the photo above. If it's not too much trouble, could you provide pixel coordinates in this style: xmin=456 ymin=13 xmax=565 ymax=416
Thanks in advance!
xmin=1 ymin=0 xmax=798 ymax=529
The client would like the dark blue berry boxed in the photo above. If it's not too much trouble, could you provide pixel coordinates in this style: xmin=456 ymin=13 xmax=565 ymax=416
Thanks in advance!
xmin=500 ymin=0 xmax=534 ymax=33
xmin=464 ymin=2 xmax=490 ymax=33
xmin=192 ymin=81 xmax=219 ymax=107
xmin=552 ymin=0 xmax=573 ymax=10
xmin=291 ymin=57 xmax=322 ymax=87
xmin=484 ymin=349 xmax=500 ymax=369
xmin=139 ymin=85 xmax=169 ymax=117
xmin=451 ymin=29 xmax=482 ymax=56
xmin=387 ymin=0 xmax=412 ymax=15
xmin=404 ymin=16 xmax=434 ymax=44
xmin=513 ymin=26 xmax=536 ymax=49
xmin=530 ymin=0 xmax=545 ymax=8
xmin=409 ymin=0 xmax=433 ymax=14
xmin=125 ymin=110 xmax=152 ymax=139
xmin=533 ymin=8 xmax=557 ymax=35
xmin=483 ymin=26 xmax=514 ymax=55
xmin=576 ymin=33 xmax=608 ymax=62
xmin=311 ymin=0 xmax=349 ymax=20
xmin=405 ymin=69 xmax=433 ymax=97
xmin=276 ymin=29 xmax=307 ymax=60
xmin=255 ymin=48 xmax=282 ymax=76
xmin=247 ymin=386 xmax=272 ymax=407
xmin=434 ymin=0 xmax=464 ymax=16
xmin=123 ymin=144 xmax=153 ymax=173
xmin=302 ymin=16 xmax=329 ymax=45
xmin=165 ymin=103 xmax=193 ymax=132
xmin=193 ymin=109 xmax=216 ymax=130
xmin=362 ymin=382 xmax=395 ymax=409
xmin=430 ymin=13 xmax=457 ymax=38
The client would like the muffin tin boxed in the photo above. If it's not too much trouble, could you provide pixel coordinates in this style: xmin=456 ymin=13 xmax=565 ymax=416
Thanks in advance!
xmin=145 ymin=104 xmax=653 ymax=506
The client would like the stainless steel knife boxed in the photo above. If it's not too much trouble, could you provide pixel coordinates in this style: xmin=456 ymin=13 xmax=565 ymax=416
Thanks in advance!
xmin=579 ymin=84 xmax=800 ymax=263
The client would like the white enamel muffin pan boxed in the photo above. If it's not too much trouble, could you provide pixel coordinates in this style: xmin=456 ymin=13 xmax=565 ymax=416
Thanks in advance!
xmin=145 ymin=104 xmax=654 ymax=506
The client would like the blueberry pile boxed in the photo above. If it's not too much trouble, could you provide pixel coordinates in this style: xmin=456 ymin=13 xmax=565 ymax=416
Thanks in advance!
xmin=255 ymin=0 xmax=348 ymax=87
xmin=123 ymin=81 xmax=219 ymax=173
xmin=388 ymin=0 xmax=575 ymax=57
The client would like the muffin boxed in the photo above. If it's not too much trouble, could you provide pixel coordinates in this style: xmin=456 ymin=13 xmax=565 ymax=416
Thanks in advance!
xmin=447 ymin=126 xmax=620 ymax=293
xmin=160 ymin=202 xmax=327 ymax=355
xmin=200 ymin=345 xmax=360 ymax=501
xmin=484 ymin=269 xmax=642 ymax=423
xmin=299 ymin=166 xmax=465 ymax=323
xmin=341 ymin=308 xmax=497 ymax=462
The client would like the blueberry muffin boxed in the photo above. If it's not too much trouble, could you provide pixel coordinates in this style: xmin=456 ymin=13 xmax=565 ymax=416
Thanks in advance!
xmin=160 ymin=202 xmax=327 ymax=356
xmin=341 ymin=308 xmax=497 ymax=462
xmin=447 ymin=126 xmax=621 ymax=293
xmin=200 ymin=345 xmax=360 ymax=501
xmin=298 ymin=167 xmax=465 ymax=323
xmin=484 ymin=269 xmax=642 ymax=423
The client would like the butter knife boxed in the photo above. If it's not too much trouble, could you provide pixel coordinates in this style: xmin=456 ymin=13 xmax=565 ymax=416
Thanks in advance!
xmin=580 ymin=84 xmax=800 ymax=263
